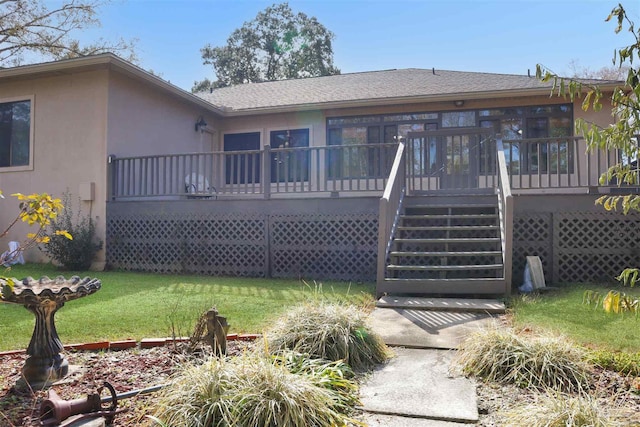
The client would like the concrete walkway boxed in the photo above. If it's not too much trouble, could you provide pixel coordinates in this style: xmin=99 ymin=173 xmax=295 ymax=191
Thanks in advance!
xmin=358 ymin=297 xmax=505 ymax=426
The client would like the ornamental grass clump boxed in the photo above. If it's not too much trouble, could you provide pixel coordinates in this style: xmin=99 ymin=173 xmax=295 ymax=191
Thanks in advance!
xmin=266 ymin=302 xmax=391 ymax=371
xmin=500 ymin=392 xmax=624 ymax=427
xmin=152 ymin=353 xmax=359 ymax=427
xmin=456 ymin=328 xmax=590 ymax=393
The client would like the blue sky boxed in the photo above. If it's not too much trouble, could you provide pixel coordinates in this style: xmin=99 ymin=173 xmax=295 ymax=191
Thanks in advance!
xmin=85 ymin=0 xmax=640 ymax=91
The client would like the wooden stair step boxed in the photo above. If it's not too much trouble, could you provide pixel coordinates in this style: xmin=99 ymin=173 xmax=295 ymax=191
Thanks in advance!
xmin=397 ymin=225 xmax=498 ymax=231
xmin=406 ymin=204 xmax=497 ymax=209
xmin=394 ymin=237 xmax=500 ymax=244
xmin=390 ymin=250 xmax=502 ymax=257
xmin=401 ymin=214 xmax=497 ymax=220
xmin=387 ymin=264 xmax=503 ymax=271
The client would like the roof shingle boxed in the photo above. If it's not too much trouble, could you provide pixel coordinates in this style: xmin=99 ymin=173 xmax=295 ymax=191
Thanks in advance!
xmin=196 ymin=68 xmax=601 ymax=112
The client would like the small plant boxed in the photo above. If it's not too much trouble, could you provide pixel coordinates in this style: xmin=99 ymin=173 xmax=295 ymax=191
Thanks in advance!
xmin=40 ymin=192 xmax=102 ymax=270
xmin=500 ymin=392 xmax=623 ymax=427
xmin=583 ymin=289 xmax=639 ymax=318
xmin=152 ymin=354 xmax=359 ymax=426
xmin=587 ymin=350 xmax=640 ymax=376
xmin=456 ymin=328 xmax=590 ymax=393
xmin=265 ymin=302 xmax=391 ymax=372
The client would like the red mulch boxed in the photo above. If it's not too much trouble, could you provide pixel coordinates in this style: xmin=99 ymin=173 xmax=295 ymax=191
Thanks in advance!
xmin=0 ymin=342 xmax=251 ymax=426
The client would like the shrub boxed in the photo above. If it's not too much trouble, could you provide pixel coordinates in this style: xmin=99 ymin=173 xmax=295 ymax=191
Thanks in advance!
xmin=456 ymin=328 xmax=590 ymax=393
xmin=152 ymin=354 xmax=357 ymax=427
xmin=265 ymin=302 xmax=391 ymax=371
xmin=40 ymin=193 xmax=102 ymax=270
xmin=501 ymin=392 xmax=623 ymax=427
xmin=272 ymin=350 xmax=359 ymax=410
xmin=587 ymin=350 xmax=640 ymax=376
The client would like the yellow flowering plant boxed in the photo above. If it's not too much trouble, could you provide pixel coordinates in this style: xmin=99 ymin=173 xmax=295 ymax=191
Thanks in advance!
xmin=0 ymin=191 xmax=72 ymax=298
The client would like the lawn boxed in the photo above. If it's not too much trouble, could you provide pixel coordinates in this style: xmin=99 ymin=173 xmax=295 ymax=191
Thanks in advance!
xmin=511 ymin=282 xmax=640 ymax=353
xmin=0 ymin=264 xmax=375 ymax=351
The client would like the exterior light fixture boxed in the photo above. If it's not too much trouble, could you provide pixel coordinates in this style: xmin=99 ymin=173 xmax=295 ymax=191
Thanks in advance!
xmin=195 ymin=116 xmax=207 ymax=132
xmin=454 ymin=100 xmax=465 ymax=107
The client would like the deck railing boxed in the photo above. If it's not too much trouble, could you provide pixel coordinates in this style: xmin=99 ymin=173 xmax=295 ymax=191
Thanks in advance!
xmin=496 ymin=134 xmax=514 ymax=296
xmin=108 ymin=135 xmax=634 ymax=200
xmin=108 ymin=143 xmax=398 ymax=200
xmin=376 ymin=141 xmax=406 ymax=292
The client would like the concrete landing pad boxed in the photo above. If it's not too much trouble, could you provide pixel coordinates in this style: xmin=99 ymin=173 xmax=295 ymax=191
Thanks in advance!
xmin=377 ymin=296 xmax=505 ymax=313
xmin=359 ymin=348 xmax=478 ymax=424
xmin=369 ymin=307 xmax=496 ymax=349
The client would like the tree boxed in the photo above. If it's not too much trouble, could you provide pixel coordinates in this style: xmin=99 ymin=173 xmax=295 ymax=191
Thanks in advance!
xmin=0 ymin=0 xmax=135 ymax=67
xmin=193 ymin=2 xmax=339 ymax=91
xmin=567 ymin=59 xmax=630 ymax=80
xmin=537 ymin=3 xmax=640 ymax=292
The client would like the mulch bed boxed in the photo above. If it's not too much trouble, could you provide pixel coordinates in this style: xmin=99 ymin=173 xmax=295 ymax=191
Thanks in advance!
xmin=1 ymin=340 xmax=639 ymax=426
xmin=0 ymin=341 xmax=252 ymax=426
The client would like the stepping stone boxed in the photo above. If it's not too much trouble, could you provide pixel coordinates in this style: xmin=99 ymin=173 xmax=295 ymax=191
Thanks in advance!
xmin=359 ymin=348 xmax=478 ymax=424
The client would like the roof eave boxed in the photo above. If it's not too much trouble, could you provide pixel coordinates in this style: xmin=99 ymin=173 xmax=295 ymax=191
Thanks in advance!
xmin=0 ymin=54 xmax=226 ymax=117
xmin=219 ymin=84 xmax=622 ymax=116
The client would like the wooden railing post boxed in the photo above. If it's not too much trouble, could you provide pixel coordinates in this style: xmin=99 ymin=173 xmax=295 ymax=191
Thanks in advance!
xmin=263 ymin=145 xmax=271 ymax=199
xmin=107 ymin=154 xmax=116 ymax=201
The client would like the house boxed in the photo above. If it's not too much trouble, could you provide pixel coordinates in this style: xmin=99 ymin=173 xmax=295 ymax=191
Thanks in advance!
xmin=0 ymin=53 xmax=634 ymax=297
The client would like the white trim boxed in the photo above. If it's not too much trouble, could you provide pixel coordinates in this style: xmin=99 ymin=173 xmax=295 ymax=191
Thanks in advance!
xmin=0 ymin=94 xmax=35 ymax=172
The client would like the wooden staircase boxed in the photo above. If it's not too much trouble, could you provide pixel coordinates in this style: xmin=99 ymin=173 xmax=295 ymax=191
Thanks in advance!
xmin=378 ymin=194 xmax=507 ymax=296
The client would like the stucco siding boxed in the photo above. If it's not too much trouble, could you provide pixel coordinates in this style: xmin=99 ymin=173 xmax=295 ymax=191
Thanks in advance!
xmin=106 ymin=72 xmax=221 ymax=156
xmin=0 ymin=69 xmax=109 ymax=266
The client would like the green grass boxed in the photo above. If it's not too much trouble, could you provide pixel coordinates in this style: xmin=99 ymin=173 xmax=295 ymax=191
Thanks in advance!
xmin=511 ymin=283 xmax=640 ymax=353
xmin=0 ymin=264 xmax=374 ymax=351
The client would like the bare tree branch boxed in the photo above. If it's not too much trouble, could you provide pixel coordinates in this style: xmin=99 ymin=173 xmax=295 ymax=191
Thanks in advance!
xmin=0 ymin=0 xmax=136 ymax=66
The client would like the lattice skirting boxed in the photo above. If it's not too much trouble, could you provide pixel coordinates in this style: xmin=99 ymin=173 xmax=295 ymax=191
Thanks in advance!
xmin=107 ymin=212 xmax=378 ymax=281
xmin=513 ymin=211 xmax=640 ymax=285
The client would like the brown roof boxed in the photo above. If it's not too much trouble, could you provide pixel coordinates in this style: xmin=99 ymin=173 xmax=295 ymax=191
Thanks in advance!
xmin=196 ymin=68 xmax=618 ymax=114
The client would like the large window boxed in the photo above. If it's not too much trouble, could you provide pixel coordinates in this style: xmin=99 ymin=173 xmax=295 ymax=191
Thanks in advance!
xmin=0 ymin=99 xmax=31 ymax=168
xmin=327 ymin=103 xmax=573 ymax=177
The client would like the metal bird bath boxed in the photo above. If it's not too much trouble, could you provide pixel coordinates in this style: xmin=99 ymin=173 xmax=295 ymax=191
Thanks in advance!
xmin=0 ymin=276 xmax=101 ymax=389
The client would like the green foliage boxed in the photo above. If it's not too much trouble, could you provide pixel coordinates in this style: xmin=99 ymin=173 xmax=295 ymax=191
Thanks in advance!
xmin=40 ymin=194 xmax=102 ymax=270
xmin=583 ymin=289 xmax=639 ymax=317
xmin=152 ymin=354 xmax=360 ymax=426
xmin=501 ymin=392 xmax=623 ymax=427
xmin=587 ymin=349 xmax=640 ymax=376
xmin=538 ymin=4 xmax=640 ymax=291
xmin=265 ymin=302 xmax=391 ymax=372
xmin=271 ymin=350 xmax=360 ymax=410
xmin=456 ymin=328 xmax=590 ymax=392
xmin=194 ymin=2 xmax=339 ymax=90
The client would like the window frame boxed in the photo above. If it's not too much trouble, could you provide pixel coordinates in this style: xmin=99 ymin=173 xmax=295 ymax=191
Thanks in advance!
xmin=0 ymin=95 xmax=34 ymax=172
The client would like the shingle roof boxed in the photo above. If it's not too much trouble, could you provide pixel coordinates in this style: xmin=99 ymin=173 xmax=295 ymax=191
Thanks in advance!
xmin=196 ymin=68 xmax=613 ymax=113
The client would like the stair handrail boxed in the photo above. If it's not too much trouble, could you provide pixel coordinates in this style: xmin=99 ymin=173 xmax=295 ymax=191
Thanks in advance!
xmin=496 ymin=134 xmax=513 ymax=296
xmin=377 ymin=140 xmax=406 ymax=293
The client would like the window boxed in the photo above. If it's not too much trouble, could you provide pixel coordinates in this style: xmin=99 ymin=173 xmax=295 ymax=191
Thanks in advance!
xmin=0 ymin=99 xmax=31 ymax=168
xmin=223 ymin=132 xmax=260 ymax=184
xmin=326 ymin=104 xmax=573 ymax=177
xmin=270 ymin=129 xmax=309 ymax=182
